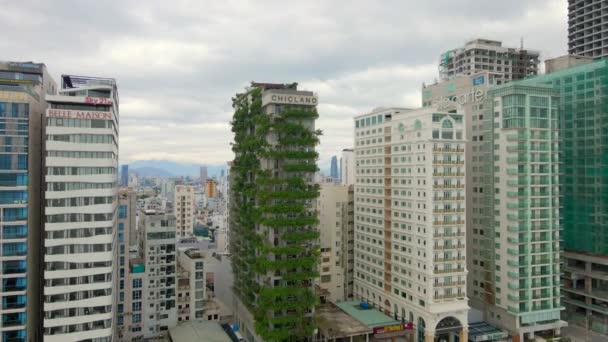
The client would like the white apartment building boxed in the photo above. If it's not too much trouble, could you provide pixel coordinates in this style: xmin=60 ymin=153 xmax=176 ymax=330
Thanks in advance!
xmin=42 ymin=75 xmax=118 ymax=342
xmin=176 ymin=248 xmax=205 ymax=323
xmin=340 ymin=148 xmax=355 ymax=186
xmin=316 ymin=184 xmax=354 ymax=303
xmin=174 ymin=185 xmax=194 ymax=237
xmin=139 ymin=211 xmax=178 ymax=339
xmin=354 ymin=107 xmax=469 ymax=342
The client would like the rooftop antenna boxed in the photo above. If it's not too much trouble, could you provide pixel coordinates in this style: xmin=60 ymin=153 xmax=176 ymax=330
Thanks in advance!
xmin=521 ymin=36 xmax=524 ymax=49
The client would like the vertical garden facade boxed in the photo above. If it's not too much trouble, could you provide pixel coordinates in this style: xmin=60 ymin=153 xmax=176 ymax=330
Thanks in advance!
xmin=229 ymin=82 xmax=320 ymax=341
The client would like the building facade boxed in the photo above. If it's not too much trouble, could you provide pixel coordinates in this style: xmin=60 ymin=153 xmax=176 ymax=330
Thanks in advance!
xmin=482 ymin=83 xmax=564 ymax=341
xmin=340 ymin=148 xmax=355 ymax=186
xmin=229 ymin=82 xmax=320 ymax=341
xmin=316 ymin=184 xmax=354 ymax=303
xmin=199 ymin=166 xmax=207 ymax=184
xmin=439 ymin=39 xmax=539 ymax=85
xmin=0 ymin=61 xmax=55 ymax=342
xmin=43 ymin=75 xmax=118 ymax=341
xmin=330 ymin=155 xmax=339 ymax=181
xmin=515 ymin=58 xmax=608 ymax=336
xmin=120 ymin=165 xmax=128 ymax=187
xmin=204 ymin=179 xmax=217 ymax=199
xmin=115 ymin=189 xmax=138 ymax=341
xmin=568 ymin=0 xmax=608 ymax=58
xmin=139 ymin=211 xmax=177 ymax=339
xmin=174 ymin=185 xmax=194 ymax=237
xmin=353 ymin=107 xmax=469 ymax=342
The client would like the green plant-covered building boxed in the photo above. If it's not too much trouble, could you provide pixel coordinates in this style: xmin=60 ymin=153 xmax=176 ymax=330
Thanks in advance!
xmin=229 ymin=82 xmax=321 ymax=341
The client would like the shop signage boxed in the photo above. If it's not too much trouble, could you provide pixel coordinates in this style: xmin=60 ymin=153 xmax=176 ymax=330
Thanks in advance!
xmin=373 ymin=322 xmax=413 ymax=335
xmin=0 ymin=91 xmax=27 ymax=102
xmin=47 ymin=109 xmax=112 ymax=120
xmin=434 ymin=89 xmax=485 ymax=110
xmin=84 ymin=97 xmax=113 ymax=105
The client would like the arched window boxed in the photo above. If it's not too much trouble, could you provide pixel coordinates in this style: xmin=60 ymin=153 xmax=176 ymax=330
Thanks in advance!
xmin=440 ymin=119 xmax=454 ymax=139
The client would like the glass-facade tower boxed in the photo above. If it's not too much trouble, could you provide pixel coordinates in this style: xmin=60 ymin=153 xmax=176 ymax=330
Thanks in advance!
xmin=516 ymin=58 xmax=608 ymax=335
xmin=0 ymin=62 xmax=55 ymax=342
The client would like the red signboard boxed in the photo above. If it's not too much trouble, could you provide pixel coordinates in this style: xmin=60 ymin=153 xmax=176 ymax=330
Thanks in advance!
xmin=84 ymin=96 xmax=113 ymax=105
xmin=47 ymin=109 xmax=112 ymax=120
xmin=373 ymin=322 xmax=413 ymax=335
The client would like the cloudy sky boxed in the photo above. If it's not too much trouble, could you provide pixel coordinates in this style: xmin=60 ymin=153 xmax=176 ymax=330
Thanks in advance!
xmin=1 ymin=0 xmax=567 ymax=171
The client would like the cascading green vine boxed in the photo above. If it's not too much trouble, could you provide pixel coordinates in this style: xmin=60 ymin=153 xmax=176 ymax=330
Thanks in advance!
xmin=229 ymin=85 xmax=321 ymax=341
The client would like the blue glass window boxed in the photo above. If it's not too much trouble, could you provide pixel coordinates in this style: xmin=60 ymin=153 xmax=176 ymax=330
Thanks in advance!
xmin=118 ymin=232 xmax=123 ymax=243
xmin=0 ymin=103 xmax=6 ymax=116
xmin=0 ymin=190 xmax=27 ymax=204
xmin=3 ymin=208 xmax=27 ymax=221
xmin=16 ymin=155 xmax=26 ymax=170
xmin=2 ymin=243 xmax=26 ymax=257
xmin=2 ymin=260 xmax=26 ymax=274
xmin=118 ymin=205 xmax=127 ymax=219
xmin=2 ymin=295 xmax=26 ymax=310
xmin=0 ymin=174 xmax=27 ymax=186
xmin=2 ymin=328 xmax=26 ymax=342
xmin=2 ymin=312 xmax=26 ymax=327
xmin=2 ymin=277 xmax=26 ymax=292
xmin=132 ymin=313 xmax=141 ymax=323
xmin=2 ymin=225 xmax=27 ymax=239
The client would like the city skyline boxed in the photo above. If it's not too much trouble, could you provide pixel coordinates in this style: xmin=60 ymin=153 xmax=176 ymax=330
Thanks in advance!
xmin=1 ymin=1 xmax=567 ymax=169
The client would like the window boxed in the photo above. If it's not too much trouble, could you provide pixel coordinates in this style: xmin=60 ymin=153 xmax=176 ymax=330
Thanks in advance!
xmin=133 ymin=313 xmax=141 ymax=323
xmin=133 ymin=279 xmax=142 ymax=288
xmin=132 ymin=302 xmax=141 ymax=311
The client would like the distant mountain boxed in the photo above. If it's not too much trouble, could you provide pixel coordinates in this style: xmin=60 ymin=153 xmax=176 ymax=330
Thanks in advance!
xmin=126 ymin=160 xmax=226 ymax=178
xmin=131 ymin=166 xmax=173 ymax=178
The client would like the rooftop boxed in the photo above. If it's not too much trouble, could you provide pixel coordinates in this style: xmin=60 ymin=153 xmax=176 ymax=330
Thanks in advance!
xmin=335 ymin=301 xmax=399 ymax=329
xmin=168 ymin=321 xmax=231 ymax=342
xmin=314 ymin=302 xmax=371 ymax=338
xmin=468 ymin=322 xmax=508 ymax=342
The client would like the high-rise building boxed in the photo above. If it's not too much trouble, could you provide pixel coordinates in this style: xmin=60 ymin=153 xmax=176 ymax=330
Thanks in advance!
xmin=0 ymin=61 xmax=55 ymax=342
xmin=330 ymin=155 xmax=339 ymax=181
xmin=423 ymin=72 xmax=494 ymax=315
xmin=482 ymin=83 xmax=564 ymax=340
xmin=514 ymin=57 xmax=608 ymax=337
xmin=229 ymin=82 xmax=320 ymax=341
xmin=200 ymin=166 xmax=208 ymax=184
xmin=139 ymin=211 xmax=177 ymax=339
xmin=204 ymin=179 xmax=217 ymax=198
xmin=114 ymin=189 xmax=137 ymax=341
xmin=439 ymin=39 xmax=540 ymax=84
xmin=568 ymin=0 xmax=608 ymax=58
xmin=120 ymin=164 xmax=129 ymax=187
xmin=354 ymin=107 xmax=468 ymax=342
xmin=316 ymin=184 xmax=354 ymax=303
xmin=423 ymin=70 xmax=564 ymax=340
xmin=340 ymin=148 xmax=355 ymax=186
xmin=43 ymin=75 xmax=119 ymax=341
xmin=174 ymin=185 xmax=194 ymax=237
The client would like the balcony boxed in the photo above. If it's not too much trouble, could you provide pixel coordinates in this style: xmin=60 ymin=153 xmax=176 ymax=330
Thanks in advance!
xmin=433 ymin=267 xmax=465 ymax=275
xmin=432 ymin=220 xmax=465 ymax=226
xmin=433 ymin=244 xmax=465 ymax=251
xmin=433 ymin=293 xmax=465 ymax=301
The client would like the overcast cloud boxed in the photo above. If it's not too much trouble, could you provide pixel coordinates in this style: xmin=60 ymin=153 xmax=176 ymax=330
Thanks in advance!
xmin=1 ymin=0 xmax=567 ymax=170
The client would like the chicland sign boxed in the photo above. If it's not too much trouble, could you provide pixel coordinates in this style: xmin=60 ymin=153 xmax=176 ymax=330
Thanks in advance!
xmin=262 ymin=93 xmax=318 ymax=106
